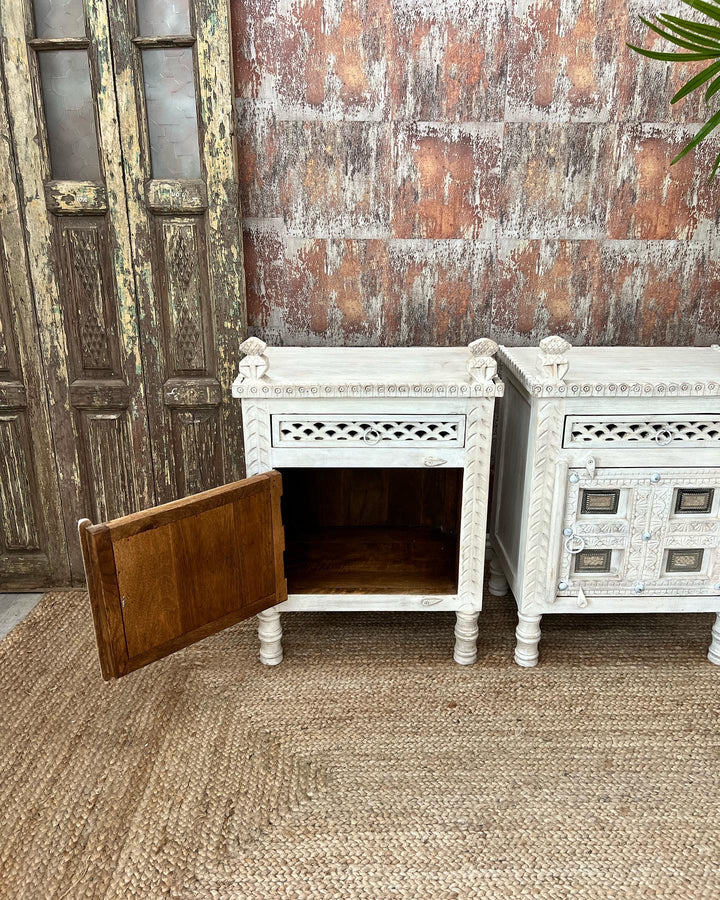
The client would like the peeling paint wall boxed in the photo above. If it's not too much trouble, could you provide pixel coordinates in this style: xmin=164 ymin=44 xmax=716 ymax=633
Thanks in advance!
xmin=231 ymin=0 xmax=720 ymax=347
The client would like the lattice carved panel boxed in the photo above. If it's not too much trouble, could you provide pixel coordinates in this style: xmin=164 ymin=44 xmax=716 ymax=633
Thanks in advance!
xmin=62 ymin=225 xmax=114 ymax=372
xmin=162 ymin=221 xmax=206 ymax=373
xmin=566 ymin=417 xmax=720 ymax=447
xmin=273 ymin=415 xmax=466 ymax=447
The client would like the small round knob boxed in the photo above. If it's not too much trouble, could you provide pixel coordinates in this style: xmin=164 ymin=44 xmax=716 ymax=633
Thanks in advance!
xmin=715 ymin=583 xmax=720 ymax=592
xmin=634 ymin=582 xmax=645 ymax=593
xmin=642 ymin=531 xmax=652 ymax=542
xmin=569 ymin=473 xmax=580 ymax=484
xmin=558 ymin=581 xmax=569 ymax=591
xmin=650 ymin=473 xmax=661 ymax=483
xmin=563 ymin=527 xmax=573 ymax=537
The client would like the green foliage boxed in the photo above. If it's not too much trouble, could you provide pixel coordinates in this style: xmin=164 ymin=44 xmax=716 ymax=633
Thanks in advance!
xmin=628 ymin=0 xmax=720 ymax=179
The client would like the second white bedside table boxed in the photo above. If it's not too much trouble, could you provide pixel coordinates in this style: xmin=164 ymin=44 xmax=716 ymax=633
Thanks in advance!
xmin=491 ymin=338 xmax=720 ymax=668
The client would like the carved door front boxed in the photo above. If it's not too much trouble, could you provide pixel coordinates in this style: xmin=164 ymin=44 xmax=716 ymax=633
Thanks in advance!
xmin=557 ymin=467 xmax=720 ymax=600
xmin=0 ymin=0 xmax=245 ymax=587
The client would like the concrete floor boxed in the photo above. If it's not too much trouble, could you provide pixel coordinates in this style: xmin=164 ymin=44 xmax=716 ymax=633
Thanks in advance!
xmin=0 ymin=594 xmax=43 ymax=641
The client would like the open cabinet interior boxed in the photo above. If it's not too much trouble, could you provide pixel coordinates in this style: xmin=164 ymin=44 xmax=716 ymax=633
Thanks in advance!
xmin=280 ymin=468 xmax=463 ymax=594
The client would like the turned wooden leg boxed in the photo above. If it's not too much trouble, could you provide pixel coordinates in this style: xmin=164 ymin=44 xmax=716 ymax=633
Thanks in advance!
xmin=454 ymin=609 xmax=479 ymax=666
xmin=257 ymin=609 xmax=283 ymax=666
xmin=488 ymin=557 xmax=509 ymax=597
xmin=514 ymin=613 xmax=542 ymax=668
xmin=708 ymin=613 xmax=720 ymax=666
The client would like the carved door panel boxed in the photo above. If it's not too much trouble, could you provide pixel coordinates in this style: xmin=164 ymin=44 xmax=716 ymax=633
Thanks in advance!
xmin=79 ymin=471 xmax=286 ymax=680
xmin=557 ymin=467 xmax=720 ymax=600
xmin=106 ymin=0 xmax=246 ymax=502
xmin=0 ymin=0 xmax=155 ymax=583
xmin=0 ymin=85 xmax=69 ymax=587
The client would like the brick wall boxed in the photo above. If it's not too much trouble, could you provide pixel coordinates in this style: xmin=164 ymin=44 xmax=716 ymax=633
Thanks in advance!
xmin=232 ymin=0 xmax=720 ymax=347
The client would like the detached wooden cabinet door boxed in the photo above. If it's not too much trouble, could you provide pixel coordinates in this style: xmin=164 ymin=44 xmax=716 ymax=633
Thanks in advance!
xmin=79 ymin=471 xmax=286 ymax=679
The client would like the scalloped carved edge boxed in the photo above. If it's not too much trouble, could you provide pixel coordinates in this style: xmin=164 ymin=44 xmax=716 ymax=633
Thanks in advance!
xmin=499 ymin=347 xmax=720 ymax=398
xmin=233 ymin=380 xmax=505 ymax=399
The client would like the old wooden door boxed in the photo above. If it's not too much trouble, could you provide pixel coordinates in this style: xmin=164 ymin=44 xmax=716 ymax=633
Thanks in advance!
xmin=80 ymin=471 xmax=286 ymax=679
xmin=106 ymin=0 xmax=246 ymax=504
xmin=0 ymin=0 xmax=246 ymax=587
xmin=0 ymin=81 xmax=69 ymax=587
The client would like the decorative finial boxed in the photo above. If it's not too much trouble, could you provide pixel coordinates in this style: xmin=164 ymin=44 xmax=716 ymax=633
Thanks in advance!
xmin=467 ymin=338 xmax=498 ymax=383
xmin=538 ymin=335 xmax=572 ymax=384
xmin=237 ymin=337 xmax=269 ymax=381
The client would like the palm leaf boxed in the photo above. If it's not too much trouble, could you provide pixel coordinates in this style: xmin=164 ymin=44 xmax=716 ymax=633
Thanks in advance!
xmin=706 ymin=72 xmax=720 ymax=98
xmin=671 ymin=106 xmax=720 ymax=164
xmin=639 ymin=15 xmax=720 ymax=50
xmin=626 ymin=44 xmax=720 ymax=61
xmin=709 ymin=149 xmax=720 ymax=181
xmin=656 ymin=14 xmax=720 ymax=46
xmin=678 ymin=0 xmax=720 ymax=26
xmin=672 ymin=58 xmax=720 ymax=101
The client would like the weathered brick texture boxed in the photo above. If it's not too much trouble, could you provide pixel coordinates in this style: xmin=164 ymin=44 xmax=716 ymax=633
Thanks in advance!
xmin=232 ymin=0 xmax=720 ymax=346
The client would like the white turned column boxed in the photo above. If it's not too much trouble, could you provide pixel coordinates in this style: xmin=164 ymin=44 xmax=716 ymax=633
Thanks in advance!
xmin=257 ymin=609 xmax=283 ymax=666
xmin=514 ymin=613 xmax=542 ymax=668
xmin=453 ymin=609 xmax=479 ymax=665
xmin=708 ymin=613 xmax=720 ymax=666
xmin=488 ymin=557 xmax=509 ymax=597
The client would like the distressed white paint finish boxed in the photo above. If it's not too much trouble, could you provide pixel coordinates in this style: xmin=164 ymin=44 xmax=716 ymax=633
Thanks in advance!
xmin=257 ymin=608 xmax=283 ymax=666
xmin=709 ymin=614 xmax=720 ymax=666
xmin=238 ymin=342 xmax=501 ymax=665
xmin=493 ymin=340 xmax=720 ymax=667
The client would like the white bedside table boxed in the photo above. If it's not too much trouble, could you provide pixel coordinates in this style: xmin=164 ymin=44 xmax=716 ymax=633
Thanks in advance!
xmin=233 ymin=338 xmax=504 ymax=666
xmin=491 ymin=338 xmax=720 ymax=668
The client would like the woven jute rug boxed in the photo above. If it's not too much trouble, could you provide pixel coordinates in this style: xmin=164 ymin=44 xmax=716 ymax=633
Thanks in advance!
xmin=1 ymin=590 xmax=719 ymax=899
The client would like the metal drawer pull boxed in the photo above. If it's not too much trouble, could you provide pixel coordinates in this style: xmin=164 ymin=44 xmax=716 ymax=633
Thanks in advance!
xmin=564 ymin=534 xmax=586 ymax=555
xmin=424 ymin=456 xmax=447 ymax=467
xmin=654 ymin=428 xmax=674 ymax=446
xmin=363 ymin=427 xmax=382 ymax=445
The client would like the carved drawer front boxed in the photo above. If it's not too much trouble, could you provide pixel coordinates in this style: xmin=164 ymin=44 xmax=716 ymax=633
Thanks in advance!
xmin=271 ymin=414 xmax=466 ymax=448
xmin=554 ymin=467 xmax=720 ymax=606
xmin=563 ymin=415 xmax=720 ymax=449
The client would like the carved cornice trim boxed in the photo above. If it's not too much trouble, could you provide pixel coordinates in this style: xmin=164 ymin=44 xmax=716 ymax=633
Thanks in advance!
xmin=233 ymin=379 xmax=505 ymax=399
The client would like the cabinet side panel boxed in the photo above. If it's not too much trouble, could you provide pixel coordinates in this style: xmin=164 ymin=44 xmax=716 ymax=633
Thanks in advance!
xmin=494 ymin=377 xmax=530 ymax=583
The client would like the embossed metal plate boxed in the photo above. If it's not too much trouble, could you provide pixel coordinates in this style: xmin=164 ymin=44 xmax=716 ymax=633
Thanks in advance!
xmin=574 ymin=549 xmax=612 ymax=573
xmin=674 ymin=488 xmax=714 ymax=515
xmin=581 ymin=489 xmax=620 ymax=515
xmin=666 ymin=549 xmax=704 ymax=573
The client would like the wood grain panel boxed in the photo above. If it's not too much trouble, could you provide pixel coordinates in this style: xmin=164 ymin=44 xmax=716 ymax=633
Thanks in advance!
xmin=81 ymin=471 xmax=285 ymax=679
xmin=0 ymin=413 xmax=40 ymax=551
xmin=82 ymin=410 xmax=137 ymax=521
xmin=171 ymin=408 xmax=223 ymax=497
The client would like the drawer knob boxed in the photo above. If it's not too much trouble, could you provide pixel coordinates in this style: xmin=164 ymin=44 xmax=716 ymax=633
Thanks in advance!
xmin=634 ymin=582 xmax=645 ymax=593
xmin=363 ymin=427 xmax=382 ymax=445
xmin=650 ymin=473 xmax=661 ymax=483
xmin=642 ymin=531 xmax=652 ymax=541
xmin=558 ymin=581 xmax=569 ymax=591
xmin=569 ymin=473 xmax=580 ymax=484
xmin=563 ymin=527 xmax=573 ymax=537
xmin=424 ymin=456 xmax=447 ymax=467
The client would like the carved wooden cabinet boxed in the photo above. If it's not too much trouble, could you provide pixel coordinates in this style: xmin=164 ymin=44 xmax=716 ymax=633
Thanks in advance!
xmin=79 ymin=340 xmax=503 ymax=679
xmin=491 ymin=339 xmax=720 ymax=668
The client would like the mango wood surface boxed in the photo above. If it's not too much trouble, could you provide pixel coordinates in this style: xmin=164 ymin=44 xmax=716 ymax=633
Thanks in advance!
xmin=79 ymin=472 xmax=286 ymax=680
